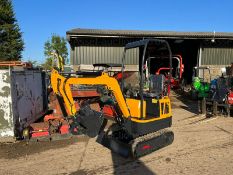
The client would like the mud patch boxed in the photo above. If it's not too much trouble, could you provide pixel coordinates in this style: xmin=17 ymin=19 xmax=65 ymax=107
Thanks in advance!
xmin=0 ymin=109 xmax=9 ymax=129
xmin=69 ymin=169 xmax=89 ymax=175
xmin=0 ymin=135 xmax=89 ymax=159
xmin=165 ymin=157 xmax=171 ymax=162
xmin=0 ymin=86 xmax=10 ymax=97
xmin=2 ymin=71 xmax=10 ymax=83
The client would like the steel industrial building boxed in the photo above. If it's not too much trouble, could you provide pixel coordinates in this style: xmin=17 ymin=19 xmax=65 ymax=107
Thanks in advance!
xmin=66 ymin=28 xmax=233 ymax=83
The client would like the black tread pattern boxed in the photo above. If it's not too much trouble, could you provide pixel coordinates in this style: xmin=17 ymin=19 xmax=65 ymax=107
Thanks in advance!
xmin=130 ymin=129 xmax=174 ymax=158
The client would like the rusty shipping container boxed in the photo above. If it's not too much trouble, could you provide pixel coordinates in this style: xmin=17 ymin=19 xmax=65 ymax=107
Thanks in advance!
xmin=0 ymin=68 xmax=47 ymax=139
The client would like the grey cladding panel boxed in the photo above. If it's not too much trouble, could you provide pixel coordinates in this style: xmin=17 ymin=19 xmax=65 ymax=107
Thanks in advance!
xmin=73 ymin=46 xmax=139 ymax=65
xmin=201 ymin=47 xmax=233 ymax=65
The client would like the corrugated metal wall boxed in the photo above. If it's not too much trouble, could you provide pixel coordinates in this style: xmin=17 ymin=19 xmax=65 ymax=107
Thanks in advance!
xmin=201 ymin=47 xmax=233 ymax=65
xmin=71 ymin=46 xmax=139 ymax=65
xmin=201 ymin=40 xmax=233 ymax=65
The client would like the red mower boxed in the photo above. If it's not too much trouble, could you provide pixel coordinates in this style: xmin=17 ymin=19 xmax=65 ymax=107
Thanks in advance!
xmin=155 ymin=55 xmax=184 ymax=89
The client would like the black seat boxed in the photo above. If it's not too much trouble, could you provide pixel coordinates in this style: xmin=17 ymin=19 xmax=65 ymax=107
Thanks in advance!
xmin=143 ymin=74 xmax=165 ymax=98
xmin=214 ymin=78 xmax=229 ymax=102
xmin=150 ymin=75 xmax=165 ymax=94
xmin=76 ymin=71 xmax=102 ymax=76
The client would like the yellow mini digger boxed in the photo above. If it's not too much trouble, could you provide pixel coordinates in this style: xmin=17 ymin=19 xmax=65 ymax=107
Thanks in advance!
xmin=51 ymin=39 xmax=174 ymax=158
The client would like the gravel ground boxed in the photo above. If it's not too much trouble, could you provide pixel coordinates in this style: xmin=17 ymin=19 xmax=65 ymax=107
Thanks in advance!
xmin=1 ymin=94 xmax=233 ymax=175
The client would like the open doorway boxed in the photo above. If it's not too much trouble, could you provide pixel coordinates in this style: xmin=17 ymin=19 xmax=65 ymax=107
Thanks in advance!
xmin=168 ymin=39 xmax=200 ymax=84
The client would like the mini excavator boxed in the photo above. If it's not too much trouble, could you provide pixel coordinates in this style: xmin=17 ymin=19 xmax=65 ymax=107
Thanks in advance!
xmin=51 ymin=39 xmax=174 ymax=158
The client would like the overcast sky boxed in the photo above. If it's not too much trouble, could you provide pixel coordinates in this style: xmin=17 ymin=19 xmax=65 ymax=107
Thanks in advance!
xmin=12 ymin=0 xmax=233 ymax=63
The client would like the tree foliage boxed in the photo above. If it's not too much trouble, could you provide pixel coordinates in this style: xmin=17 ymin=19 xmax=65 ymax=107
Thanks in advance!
xmin=0 ymin=0 xmax=24 ymax=61
xmin=43 ymin=34 xmax=68 ymax=70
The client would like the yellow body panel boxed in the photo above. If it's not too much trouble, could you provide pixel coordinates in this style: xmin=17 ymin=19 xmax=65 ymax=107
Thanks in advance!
xmin=159 ymin=97 xmax=172 ymax=118
xmin=130 ymin=97 xmax=172 ymax=123
xmin=126 ymin=98 xmax=146 ymax=118
xmin=131 ymin=116 xmax=172 ymax=123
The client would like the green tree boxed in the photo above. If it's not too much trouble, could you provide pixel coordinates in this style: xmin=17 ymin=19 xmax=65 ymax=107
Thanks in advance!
xmin=0 ymin=0 xmax=24 ymax=61
xmin=43 ymin=34 xmax=68 ymax=70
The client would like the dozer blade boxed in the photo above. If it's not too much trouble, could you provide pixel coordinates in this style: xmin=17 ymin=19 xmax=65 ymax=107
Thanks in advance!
xmin=97 ymin=131 xmax=132 ymax=157
xmin=97 ymin=129 xmax=174 ymax=158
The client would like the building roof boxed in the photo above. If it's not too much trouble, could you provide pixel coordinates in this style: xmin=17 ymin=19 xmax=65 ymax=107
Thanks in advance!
xmin=125 ymin=38 xmax=169 ymax=49
xmin=67 ymin=28 xmax=233 ymax=40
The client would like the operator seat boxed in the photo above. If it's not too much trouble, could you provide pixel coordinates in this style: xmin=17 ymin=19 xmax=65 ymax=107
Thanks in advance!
xmin=143 ymin=74 xmax=165 ymax=98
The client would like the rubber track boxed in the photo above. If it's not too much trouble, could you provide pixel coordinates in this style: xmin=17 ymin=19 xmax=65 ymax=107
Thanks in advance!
xmin=130 ymin=129 xmax=174 ymax=158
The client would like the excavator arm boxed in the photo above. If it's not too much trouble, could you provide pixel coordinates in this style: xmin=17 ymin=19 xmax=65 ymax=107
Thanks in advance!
xmin=51 ymin=69 xmax=130 ymax=117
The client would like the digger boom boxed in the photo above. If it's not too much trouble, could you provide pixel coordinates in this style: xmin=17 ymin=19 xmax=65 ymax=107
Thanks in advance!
xmin=51 ymin=69 xmax=130 ymax=117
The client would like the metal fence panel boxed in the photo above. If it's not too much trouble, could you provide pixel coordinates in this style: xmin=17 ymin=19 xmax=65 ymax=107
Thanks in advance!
xmin=0 ymin=69 xmax=47 ymax=138
xmin=10 ymin=70 xmax=47 ymax=137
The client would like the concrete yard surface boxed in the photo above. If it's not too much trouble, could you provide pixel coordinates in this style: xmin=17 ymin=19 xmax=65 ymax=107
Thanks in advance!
xmin=1 ymin=95 xmax=233 ymax=175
